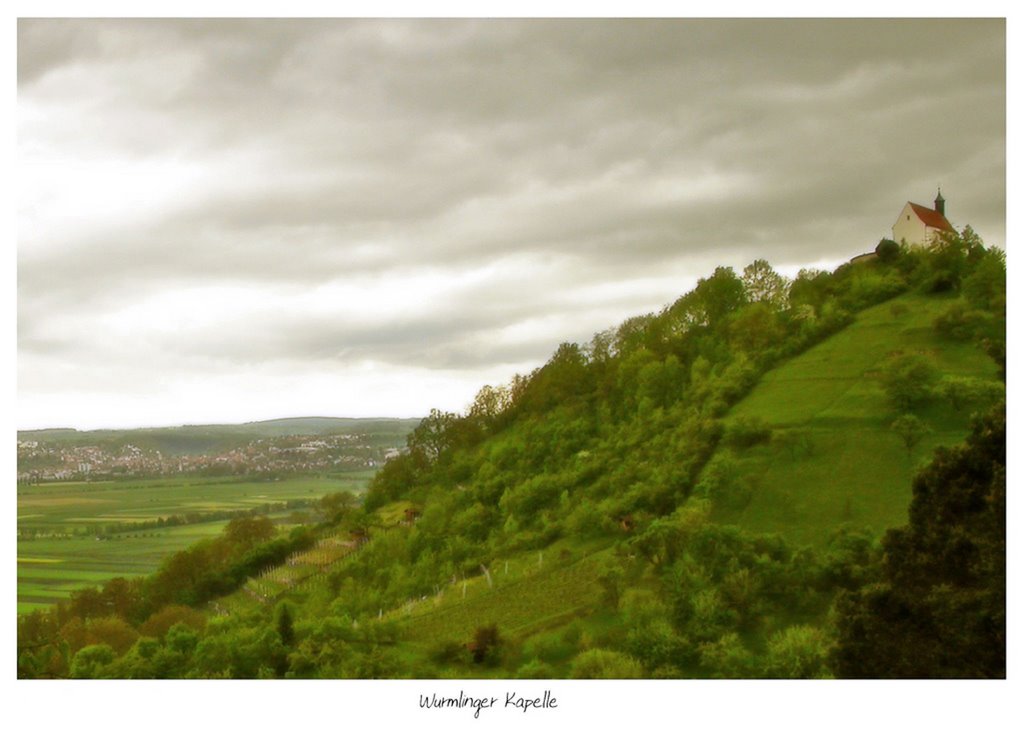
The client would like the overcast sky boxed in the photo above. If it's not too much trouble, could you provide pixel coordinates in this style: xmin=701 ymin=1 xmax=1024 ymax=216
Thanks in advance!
xmin=17 ymin=18 xmax=1005 ymax=430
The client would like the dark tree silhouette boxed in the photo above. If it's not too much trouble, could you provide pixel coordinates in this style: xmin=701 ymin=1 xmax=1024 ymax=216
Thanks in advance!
xmin=832 ymin=404 xmax=1005 ymax=678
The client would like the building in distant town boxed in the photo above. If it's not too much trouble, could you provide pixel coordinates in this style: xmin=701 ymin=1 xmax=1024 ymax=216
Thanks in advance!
xmin=892 ymin=189 xmax=955 ymax=246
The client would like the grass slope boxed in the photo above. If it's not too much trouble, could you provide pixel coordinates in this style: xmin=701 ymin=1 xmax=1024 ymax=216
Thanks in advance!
xmin=704 ymin=293 xmax=1000 ymax=545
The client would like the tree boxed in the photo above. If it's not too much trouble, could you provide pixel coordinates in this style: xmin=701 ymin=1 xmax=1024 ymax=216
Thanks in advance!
xmin=407 ymin=408 xmax=460 ymax=465
xmin=69 ymin=586 xmax=106 ymax=621
xmin=224 ymin=516 xmax=276 ymax=551
xmin=69 ymin=644 xmax=115 ymax=679
xmin=524 ymin=342 xmax=591 ymax=412
xmin=690 ymin=266 xmax=749 ymax=326
xmin=874 ymin=238 xmax=901 ymax=262
xmin=364 ymin=452 xmax=419 ymax=511
xmin=742 ymin=259 xmax=789 ymax=309
xmin=698 ymin=633 xmax=758 ymax=678
xmin=636 ymin=355 xmax=685 ymax=411
xmin=468 ymin=384 xmax=512 ymax=426
xmin=84 ymin=616 xmax=139 ymax=656
xmin=164 ymin=623 xmax=200 ymax=656
xmin=100 ymin=577 xmax=145 ymax=622
xmin=315 ymin=490 xmax=358 ymax=523
xmin=921 ymin=226 xmax=982 ymax=293
xmin=789 ymin=268 xmax=831 ymax=311
xmin=890 ymin=414 xmax=930 ymax=456
xmin=832 ymin=405 xmax=1005 ymax=677
xmin=469 ymin=624 xmax=501 ymax=665
xmin=728 ymin=303 xmax=785 ymax=353
xmin=878 ymin=352 xmax=939 ymax=412
xmin=962 ymin=246 xmax=1005 ymax=313
xmin=275 ymin=602 xmax=296 ymax=647
xmin=693 ymin=451 xmax=752 ymax=512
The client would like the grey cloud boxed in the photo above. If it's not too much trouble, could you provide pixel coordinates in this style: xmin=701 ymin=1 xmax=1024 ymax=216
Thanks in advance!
xmin=18 ymin=19 xmax=1005 ymax=424
xmin=142 ymin=270 xmax=649 ymax=370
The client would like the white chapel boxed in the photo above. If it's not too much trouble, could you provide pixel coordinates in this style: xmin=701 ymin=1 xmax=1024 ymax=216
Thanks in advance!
xmin=892 ymin=189 xmax=955 ymax=246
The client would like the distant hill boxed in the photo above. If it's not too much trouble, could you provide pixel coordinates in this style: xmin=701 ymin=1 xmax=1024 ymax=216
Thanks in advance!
xmin=18 ymin=417 xmax=421 ymax=455
xmin=239 ymin=417 xmax=421 ymax=435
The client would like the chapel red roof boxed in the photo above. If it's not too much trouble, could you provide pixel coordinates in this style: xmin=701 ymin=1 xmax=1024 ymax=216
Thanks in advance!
xmin=908 ymin=203 xmax=954 ymax=232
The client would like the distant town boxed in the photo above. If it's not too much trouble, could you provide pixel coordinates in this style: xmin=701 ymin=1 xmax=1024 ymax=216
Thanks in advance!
xmin=17 ymin=433 xmax=405 ymax=483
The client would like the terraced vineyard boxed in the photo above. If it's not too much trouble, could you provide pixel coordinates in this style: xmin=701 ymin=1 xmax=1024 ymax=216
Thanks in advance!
xmin=217 ymin=535 xmax=361 ymax=612
xmin=213 ymin=501 xmax=418 ymax=614
xmin=395 ymin=545 xmax=611 ymax=644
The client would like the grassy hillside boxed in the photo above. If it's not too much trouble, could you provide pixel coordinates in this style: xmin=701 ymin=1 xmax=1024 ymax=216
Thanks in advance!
xmin=703 ymin=293 xmax=1001 ymax=544
xmin=371 ymin=291 xmax=999 ymax=666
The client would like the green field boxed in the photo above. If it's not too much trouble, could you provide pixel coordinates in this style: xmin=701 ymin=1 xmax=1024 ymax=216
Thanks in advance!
xmin=17 ymin=473 xmax=371 ymax=533
xmin=17 ymin=473 xmax=373 ymax=613
xmin=703 ymin=293 xmax=1001 ymax=545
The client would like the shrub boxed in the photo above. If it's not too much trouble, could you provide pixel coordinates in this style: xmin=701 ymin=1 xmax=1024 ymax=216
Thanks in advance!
xmin=762 ymin=625 xmax=832 ymax=678
xmin=875 ymin=239 xmax=901 ymax=262
xmin=698 ymin=632 xmax=759 ymax=678
xmin=693 ymin=452 xmax=753 ymax=512
xmin=564 ymin=503 xmax=613 ymax=538
xmin=625 ymin=618 xmax=692 ymax=668
xmin=847 ymin=272 xmax=906 ymax=309
xmin=771 ymin=428 xmax=814 ymax=460
xmin=428 ymin=639 xmax=470 ymax=666
xmin=522 ymin=630 xmax=577 ymax=665
xmin=933 ymin=300 xmax=994 ymax=343
xmin=69 ymin=644 xmax=116 ymax=679
xmin=937 ymin=376 xmax=1003 ymax=412
xmin=515 ymin=658 xmax=557 ymax=679
xmin=139 ymin=605 xmax=206 ymax=639
xmin=722 ymin=416 xmax=772 ymax=449
xmin=569 ymin=648 xmax=645 ymax=678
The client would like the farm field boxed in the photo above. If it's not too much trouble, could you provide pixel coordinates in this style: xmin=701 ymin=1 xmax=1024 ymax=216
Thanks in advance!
xmin=17 ymin=473 xmax=372 ymax=613
xmin=17 ymin=472 xmax=372 ymax=533
xmin=703 ymin=293 xmax=1001 ymax=545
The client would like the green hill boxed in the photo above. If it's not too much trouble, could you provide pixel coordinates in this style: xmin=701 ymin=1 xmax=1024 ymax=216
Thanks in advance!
xmin=17 ymin=231 xmax=1006 ymax=679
